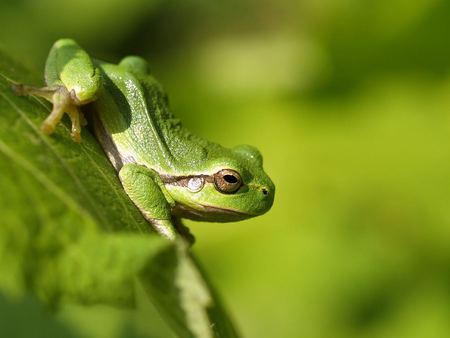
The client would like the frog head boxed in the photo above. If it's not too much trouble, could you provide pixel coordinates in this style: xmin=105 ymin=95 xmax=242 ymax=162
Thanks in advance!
xmin=164 ymin=144 xmax=275 ymax=222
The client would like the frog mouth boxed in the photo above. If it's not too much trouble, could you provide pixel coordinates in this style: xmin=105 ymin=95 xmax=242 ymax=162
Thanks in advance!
xmin=172 ymin=203 xmax=254 ymax=222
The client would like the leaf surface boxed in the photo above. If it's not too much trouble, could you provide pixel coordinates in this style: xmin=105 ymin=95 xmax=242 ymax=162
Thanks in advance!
xmin=0 ymin=48 xmax=239 ymax=338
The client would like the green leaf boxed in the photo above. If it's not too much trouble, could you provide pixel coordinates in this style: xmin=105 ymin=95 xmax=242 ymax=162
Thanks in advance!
xmin=0 ymin=47 xmax=240 ymax=338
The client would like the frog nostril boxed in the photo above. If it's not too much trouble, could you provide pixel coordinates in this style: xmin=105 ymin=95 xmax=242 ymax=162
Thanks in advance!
xmin=261 ymin=188 xmax=268 ymax=196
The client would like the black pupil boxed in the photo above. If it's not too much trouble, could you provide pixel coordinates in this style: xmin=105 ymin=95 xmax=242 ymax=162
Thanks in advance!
xmin=223 ymin=175 xmax=238 ymax=184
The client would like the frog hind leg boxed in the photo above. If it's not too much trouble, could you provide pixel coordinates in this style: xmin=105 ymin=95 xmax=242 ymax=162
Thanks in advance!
xmin=119 ymin=163 xmax=177 ymax=241
xmin=13 ymin=83 xmax=84 ymax=142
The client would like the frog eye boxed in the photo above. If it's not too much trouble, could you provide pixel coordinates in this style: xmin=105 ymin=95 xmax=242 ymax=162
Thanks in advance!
xmin=214 ymin=169 xmax=242 ymax=194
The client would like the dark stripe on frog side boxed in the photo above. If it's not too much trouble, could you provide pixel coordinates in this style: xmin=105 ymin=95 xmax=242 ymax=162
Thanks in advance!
xmin=160 ymin=174 xmax=214 ymax=186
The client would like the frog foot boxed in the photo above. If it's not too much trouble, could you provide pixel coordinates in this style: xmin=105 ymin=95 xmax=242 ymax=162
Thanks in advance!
xmin=13 ymin=84 xmax=85 ymax=142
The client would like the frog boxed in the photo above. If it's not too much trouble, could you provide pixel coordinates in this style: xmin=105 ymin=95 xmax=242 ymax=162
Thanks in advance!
xmin=14 ymin=38 xmax=275 ymax=242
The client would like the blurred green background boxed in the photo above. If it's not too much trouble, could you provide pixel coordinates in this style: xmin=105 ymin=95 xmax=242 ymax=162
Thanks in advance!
xmin=1 ymin=0 xmax=449 ymax=337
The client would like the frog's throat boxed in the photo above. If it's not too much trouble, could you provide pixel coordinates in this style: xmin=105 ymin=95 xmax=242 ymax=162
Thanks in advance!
xmin=172 ymin=202 xmax=253 ymax=222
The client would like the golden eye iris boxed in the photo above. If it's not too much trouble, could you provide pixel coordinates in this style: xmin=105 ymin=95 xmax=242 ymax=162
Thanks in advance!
xmin=214 ymin=169 xmax=242 ymax=194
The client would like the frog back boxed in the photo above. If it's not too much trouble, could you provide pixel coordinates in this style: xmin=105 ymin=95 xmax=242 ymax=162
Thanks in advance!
xmin=91 ymin=59 xmax=210 ymax=175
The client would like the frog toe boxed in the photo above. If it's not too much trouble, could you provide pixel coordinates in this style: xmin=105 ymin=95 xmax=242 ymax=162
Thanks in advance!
xmin=12 ymin=83 xmax=56 ymax=101
xmin=67 ymin=107 xmax=82 ymax=142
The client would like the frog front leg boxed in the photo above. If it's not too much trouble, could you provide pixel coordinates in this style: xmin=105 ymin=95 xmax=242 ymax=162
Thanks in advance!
xmin=14 ymin=84 xmax=83 ymax=141
xmin=13 ymin=39 xmax=100 ymax=142
xmin=119 ymin=163 xmax=177 ymax=240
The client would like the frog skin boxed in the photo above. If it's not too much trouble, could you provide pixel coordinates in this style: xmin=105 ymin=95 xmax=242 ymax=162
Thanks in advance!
xmin=14 ymin=39 xmax=275 ymax=242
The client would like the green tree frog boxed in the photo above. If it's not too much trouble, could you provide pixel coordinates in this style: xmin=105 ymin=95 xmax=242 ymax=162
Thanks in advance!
xmin=14 ymin=39 xmax=275 ymax=242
